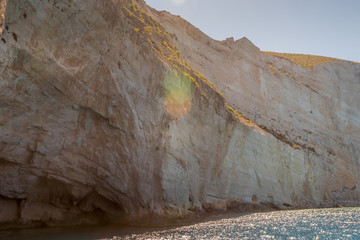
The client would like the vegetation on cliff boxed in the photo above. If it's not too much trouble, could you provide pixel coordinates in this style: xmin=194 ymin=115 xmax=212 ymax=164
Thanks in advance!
xmin=121 ymin=0 xmax=308 ymax=150
xmin=263 ymin=51 xmax=359 ymax=70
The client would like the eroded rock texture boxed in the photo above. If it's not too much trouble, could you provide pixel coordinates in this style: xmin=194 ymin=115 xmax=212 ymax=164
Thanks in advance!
xmin=0 ymin=0 xmax=359 ymax=227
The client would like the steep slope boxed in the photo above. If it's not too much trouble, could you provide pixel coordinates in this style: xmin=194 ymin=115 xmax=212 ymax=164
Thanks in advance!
xmin=147 ymin=4 xmax=360 ymax=203
xmin=0 ymin=0 xmax=359 ymax=228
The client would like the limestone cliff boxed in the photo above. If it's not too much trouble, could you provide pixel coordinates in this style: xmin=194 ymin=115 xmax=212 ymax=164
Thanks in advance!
xmin=0 ymin=0 xmax=359 ymax=228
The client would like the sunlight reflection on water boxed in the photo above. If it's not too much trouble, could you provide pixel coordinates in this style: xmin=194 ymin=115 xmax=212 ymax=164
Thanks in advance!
xmin=0 ymin=208 xmax=359 ymax=239
xmin=117 ymin=207 xmax=360 ymax=240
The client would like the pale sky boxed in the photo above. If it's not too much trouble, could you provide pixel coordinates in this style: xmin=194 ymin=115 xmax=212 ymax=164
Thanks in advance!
xmin=144 ymin=0 xmax=360 ymax=63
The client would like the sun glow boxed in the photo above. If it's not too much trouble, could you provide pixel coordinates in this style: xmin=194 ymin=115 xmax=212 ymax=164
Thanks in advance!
xmin=171 ymin=0 xmax=186 ymax=6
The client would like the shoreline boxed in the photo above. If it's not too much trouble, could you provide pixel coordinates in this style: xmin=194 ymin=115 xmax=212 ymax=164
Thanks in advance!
xmin=1 ymin=205 xmax=359 ymax=238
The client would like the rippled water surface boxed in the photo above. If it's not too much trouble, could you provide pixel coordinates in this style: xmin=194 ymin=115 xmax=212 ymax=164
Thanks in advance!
xmin=119 ymin=208 xmax=359 ymax=239
xmin=1 ymin=207 xmax=359 ymax=239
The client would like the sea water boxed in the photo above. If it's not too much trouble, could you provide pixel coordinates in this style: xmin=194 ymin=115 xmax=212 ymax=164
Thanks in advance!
xmin=1 ymin=207 xmax=359 ymax=239
xmin=119 ymin=207 xmax=360 ymax=239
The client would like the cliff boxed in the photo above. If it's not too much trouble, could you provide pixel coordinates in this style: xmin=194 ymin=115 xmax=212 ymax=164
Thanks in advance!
xmin=0 ymin=0 xmax=359 ymax=227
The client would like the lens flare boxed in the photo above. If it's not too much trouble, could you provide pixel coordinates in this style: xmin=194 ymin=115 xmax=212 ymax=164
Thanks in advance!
xmin=163 ymin=71 xmax=192 ymax=119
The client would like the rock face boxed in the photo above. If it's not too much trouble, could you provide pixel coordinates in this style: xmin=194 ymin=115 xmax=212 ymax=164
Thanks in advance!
xmin=0 ymin=0 xmax=359 ymax=227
